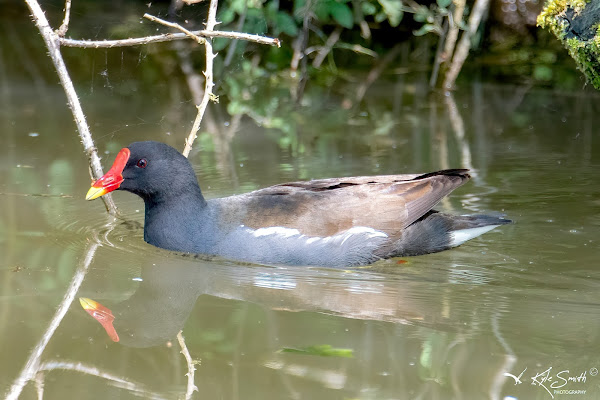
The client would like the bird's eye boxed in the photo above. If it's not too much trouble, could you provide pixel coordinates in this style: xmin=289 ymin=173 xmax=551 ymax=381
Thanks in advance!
xmin=137 ymin=158 xmax=148 ymax=168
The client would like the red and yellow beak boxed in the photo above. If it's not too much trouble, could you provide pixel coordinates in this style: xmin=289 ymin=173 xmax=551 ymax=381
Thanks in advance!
xmin=85 ymin=148 xmax=130 ymax=200
xmin=79 ymin=297 xmax=120 ymax=342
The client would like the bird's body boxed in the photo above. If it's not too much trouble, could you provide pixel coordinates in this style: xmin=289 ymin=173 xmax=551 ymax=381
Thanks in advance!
xmin=86 ymin=141 xmax=510 ymax=267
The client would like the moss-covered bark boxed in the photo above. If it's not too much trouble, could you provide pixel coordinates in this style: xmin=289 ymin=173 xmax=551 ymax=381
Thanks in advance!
xmin=538 ymin=0 xmax=600 ymax=89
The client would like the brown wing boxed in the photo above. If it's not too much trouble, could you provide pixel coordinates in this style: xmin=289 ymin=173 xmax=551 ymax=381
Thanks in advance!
xmin=216 ymin=169 xmax=470 ymax=237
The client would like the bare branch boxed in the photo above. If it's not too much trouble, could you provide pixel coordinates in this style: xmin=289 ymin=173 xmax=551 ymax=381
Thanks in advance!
xmin=38 ymin=360 xmax=168 ymax=399
xmin=182 ymin=0 xmax=219 ymax=157
xmin=312 ymin=26 xmax=342 ymax=68
xmin=23 ymin=0 xmax=118 ymax=215
xmin=444 ymin=92 xmax=476 ymax=181
xmin=34 ymin=372 xmax=44 ymax=400
xmin=59 ymin=30 xmax=280 ymax=48
xmin=6 ymin=240 xmax=100 ymax=400
xmin=346 ymin=43 xmax=402 ymax=108
xmin=143 ymin=14 xmax=206 ymax=44
xmin=177 ymin=331 xmax=199 ymax=399
xmin=56 ymin=0 xmax=72 ymax=37
xmin=429 ymin=17 xmax=448 ymax=88
xmin=443 ymin=0 xmax=490 ymax=90
xmin=183 ymin=0 xmax=206 ymax=4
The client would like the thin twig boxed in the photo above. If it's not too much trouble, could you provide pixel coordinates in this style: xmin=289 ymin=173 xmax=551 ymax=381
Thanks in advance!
xmin=23 ymin=0 xmax=118 ymax=215
xmin=5 ymin=241 xmax=99 ymax=400
xmin=34 ymin=371 xmax=44 ymax=400
xmin=38 ymin=360 xmax=168 ymax=399
xmin=489 ymin=309 xmax=517 ymax=400
xmin=444 ymin=92 xmax=476 ymax=180
xmin=352 ymin=0 xmax=371 ymax=39
xmin=177 ymin=331 xmax=199 ymax=399
xmin=56 ymin=0 xmax=72 ymax=37
xmin=290 ymin=35 xmax=303 ymax=73
xmin=183 ymin=0 xmax=205 ymax=4
xmin=429 ymin=17 xmax=448 ymax=88
xmin=347 ymin=43 xmax=403 ymax=108
xmin=291 ymin=0 xmax=312 ymax=73
xmin=312 ymin=26 xmax=342 ymax=68
xmin=143 ymin=14 xmax=206 ymax=44
xmin=293 ymin=3 xmax=312 ymax=103
xmin=181 ymin=0 xmax=219 ymax=157
xmin=224 ymin=3 xmax=248 ymax=67
xmin=60 ymin=30 xmax=280 ymax=48
xmin=442 ymin=0 xmax=490 ymax=90
xmin=174 ymin=40 xmax=205 ymax=104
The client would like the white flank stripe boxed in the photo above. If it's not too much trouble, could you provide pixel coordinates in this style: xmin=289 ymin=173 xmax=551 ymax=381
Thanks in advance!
xmin=248 ymin=225 xmax=388 ymax=245
xmin=344 ymin=227 xmax=388 ymax=238
xmin=450 ymin=225 xmax=499 ymax=247
xmin=252 ymin=227 xmax=301 ymax=238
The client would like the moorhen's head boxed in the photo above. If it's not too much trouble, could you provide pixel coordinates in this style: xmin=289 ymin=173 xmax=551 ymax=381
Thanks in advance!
xmin=86 ymin=141 xmax=200 ymax=202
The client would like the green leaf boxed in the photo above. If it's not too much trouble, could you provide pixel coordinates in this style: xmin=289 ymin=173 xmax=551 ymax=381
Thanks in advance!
xmin=230 ymin=0 xmax=249 ymax=14
xmin=218 ymin=8 xmax=236 ymax=25
xmin=314 ymin=1 xmax=332 ymax=21
xmin=361 ymin=2 xmax=377 ymax=15
xmin=329 ymin=2 xmax=354 ymax=28
xmin=245 ymin=8 xmax=269 ymax=34
xmin=375 ymin=11 xmax=387 ymax=23
xmin=276 ymin=12 xmax=299 ymax=36
xmin=378 ymin=0 xmax=403 ymax=27
xmin=265 ymin=1 xmax=280 ymax=20
xmin=436 ymin=0 xmax=453 ymax=8
xmin=533 ymin=65 xmax=553 ymax=81
xmin=413 ymin=6 xmax=431 ymax=22
xmin=294 ymin=0 xmax=307 ymax=13
xmin=413 ymin=23 xmax=439 ymax=36
xmin=212 ymin=37 xmax=229 ymax=52
xmin=279 ymin=344 xmax=354 ymax=358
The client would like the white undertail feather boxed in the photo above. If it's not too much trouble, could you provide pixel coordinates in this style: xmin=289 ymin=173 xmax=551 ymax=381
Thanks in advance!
xmin=449 ymin=225 xmax=499 ymax=247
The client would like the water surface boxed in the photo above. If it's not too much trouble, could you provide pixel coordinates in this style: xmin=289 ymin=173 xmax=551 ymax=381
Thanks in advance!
xmin=1 ymin=33 xmax=600 ymax=400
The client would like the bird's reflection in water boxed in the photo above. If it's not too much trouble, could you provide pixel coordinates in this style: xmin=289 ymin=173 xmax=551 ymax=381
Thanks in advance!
xmin=80 ymin=256 xmax=451 ymax=348
xmin=81 ymin=260 xmax=210 ymax=347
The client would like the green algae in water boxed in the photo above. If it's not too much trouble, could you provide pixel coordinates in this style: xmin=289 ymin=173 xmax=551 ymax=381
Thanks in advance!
xmin=279 ymin=344 xmax=354 ymax=358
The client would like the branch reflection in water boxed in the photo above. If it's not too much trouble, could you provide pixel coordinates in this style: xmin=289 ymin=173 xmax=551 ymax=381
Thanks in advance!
xmin=6 ymin=240 xmax=99 ymax=400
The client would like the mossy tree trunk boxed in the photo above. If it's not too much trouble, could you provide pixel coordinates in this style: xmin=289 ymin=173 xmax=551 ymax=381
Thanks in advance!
xmin=538 ymin=0 xmax=600 ymax=89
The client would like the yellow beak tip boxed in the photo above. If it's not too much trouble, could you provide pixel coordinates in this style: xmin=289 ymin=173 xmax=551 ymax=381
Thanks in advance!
xmin=79 ymin=297 xmax=97 ymax=310
xmin=85 ymin=186 xmax=106 ymax=201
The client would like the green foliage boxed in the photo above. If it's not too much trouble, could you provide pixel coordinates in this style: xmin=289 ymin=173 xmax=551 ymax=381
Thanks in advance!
xmin=314 ymin=0 xmax=355 ymax=29
xmin=214 ymin=0 xmax=452 ymax=97
xmin=533 ymin=64 xmax=553 ymax=81
xmin=377 ymin=0 xmax=403 ymax=27
xmin=218 ymin=0 xmax=446 ymax=46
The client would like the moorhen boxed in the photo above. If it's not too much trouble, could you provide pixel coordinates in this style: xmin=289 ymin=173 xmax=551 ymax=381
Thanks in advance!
xmin=86 ymin=141 xmax=510 ymax=267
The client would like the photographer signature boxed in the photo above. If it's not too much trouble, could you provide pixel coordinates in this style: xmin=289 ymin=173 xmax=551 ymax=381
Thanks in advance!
xmin=504 ymin=367 xmax=596 ymax=399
